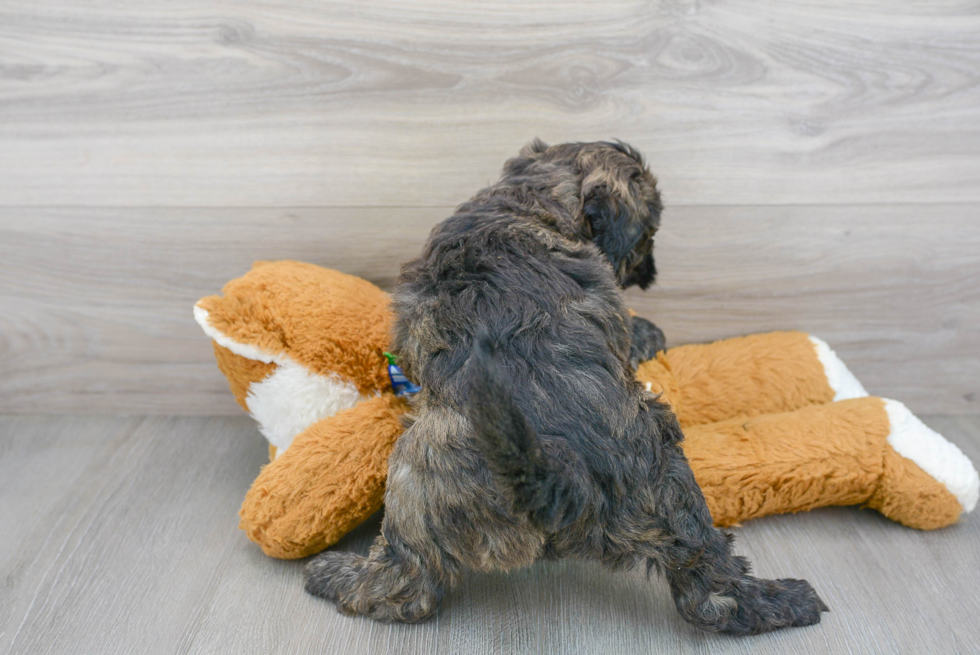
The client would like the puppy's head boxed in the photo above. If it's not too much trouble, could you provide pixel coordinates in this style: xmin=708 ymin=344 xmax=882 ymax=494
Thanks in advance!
xmin=507 ymin=139 xmax=663 ymax=289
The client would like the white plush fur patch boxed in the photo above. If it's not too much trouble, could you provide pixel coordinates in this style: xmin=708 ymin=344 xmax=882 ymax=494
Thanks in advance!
xmin=194 ymin=304 xmax=369 ymax=456
xmin=246 ymin=360 xmax=366 ymax=456
xmin=809 ymin=336 xmax=868 ymax=401
xmin=884 ymin=399 xmax=979 ymax=513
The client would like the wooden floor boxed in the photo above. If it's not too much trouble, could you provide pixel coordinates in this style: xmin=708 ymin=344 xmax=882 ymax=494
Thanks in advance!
xmin=2 ymin=413 xmax=979 ymax=655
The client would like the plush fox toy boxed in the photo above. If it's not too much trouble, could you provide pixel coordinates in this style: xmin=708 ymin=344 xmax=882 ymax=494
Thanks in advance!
xmin=195 ymin=261 xmax=979 ymax=559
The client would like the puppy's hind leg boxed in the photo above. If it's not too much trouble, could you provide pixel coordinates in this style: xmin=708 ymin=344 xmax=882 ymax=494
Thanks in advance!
xmin=642 ymin=444 xmax=828 ymax=635
xmin=305 ymin=533 xmax=449 ymax=623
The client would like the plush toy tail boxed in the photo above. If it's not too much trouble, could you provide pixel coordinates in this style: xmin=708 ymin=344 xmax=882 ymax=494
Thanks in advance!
xmin=466 ymin=330 xmax=587 ymax=532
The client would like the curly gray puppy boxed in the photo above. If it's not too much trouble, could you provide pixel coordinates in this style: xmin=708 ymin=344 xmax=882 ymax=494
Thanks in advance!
xmin=306 ymin=139 xmax=827 ymax=635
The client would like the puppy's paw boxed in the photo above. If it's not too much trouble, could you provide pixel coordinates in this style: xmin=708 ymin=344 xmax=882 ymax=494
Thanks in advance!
xmin=304 ymin=550 xmax=362 ymax=602
xmin=629 ymin=317 xmax=666 ymax=369
xmin=723 ymin=576 xmax=828 ymax=635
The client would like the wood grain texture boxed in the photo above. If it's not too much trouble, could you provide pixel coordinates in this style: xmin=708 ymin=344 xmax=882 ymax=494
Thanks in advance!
xmin=1 ymin=1 xmax=979 ymax=206
xmin=1 ymin=204 xmax=977 ymax=415
xmin=1 ymin=414 xmax=979 ymax=654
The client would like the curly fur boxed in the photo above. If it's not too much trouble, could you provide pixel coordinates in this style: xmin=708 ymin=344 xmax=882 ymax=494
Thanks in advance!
xmin=305 ymin=140 xmax=827 ymax=634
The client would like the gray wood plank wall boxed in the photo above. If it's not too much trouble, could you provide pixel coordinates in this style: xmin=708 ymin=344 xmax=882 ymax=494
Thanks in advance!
xmin=1 ymin=1 xmax=978 ymax=415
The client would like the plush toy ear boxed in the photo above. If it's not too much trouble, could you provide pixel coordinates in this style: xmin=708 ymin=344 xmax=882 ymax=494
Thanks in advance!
xmin=195 ymin=261 xmax=392 ymax=391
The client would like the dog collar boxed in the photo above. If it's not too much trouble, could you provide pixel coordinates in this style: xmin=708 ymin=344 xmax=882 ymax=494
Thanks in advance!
xmin=384 ymin=352 xmax=421 ymax=396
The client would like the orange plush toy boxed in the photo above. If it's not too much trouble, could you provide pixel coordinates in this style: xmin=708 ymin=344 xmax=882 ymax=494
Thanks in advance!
xmin=195 ymin=261 xmax=979 ymax=559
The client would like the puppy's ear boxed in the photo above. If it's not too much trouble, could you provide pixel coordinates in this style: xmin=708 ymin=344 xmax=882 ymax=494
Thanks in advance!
xmin=519 ymin=138 xmax=549 ymax=158
xmin=504 ymin=138 xmax=550 ymax=177
xmin=584 ymin=183 xmax=647 ymax=281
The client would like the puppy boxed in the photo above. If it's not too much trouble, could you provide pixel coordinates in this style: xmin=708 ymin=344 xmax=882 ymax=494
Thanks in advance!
xmin=306 ymin=139 xmax=827 ymax=634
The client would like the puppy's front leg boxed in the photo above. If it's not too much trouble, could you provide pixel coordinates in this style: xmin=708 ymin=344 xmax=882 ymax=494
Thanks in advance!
xmin=629 ymin=316 xmax=666 ymax=369
xmin=305 ymin=533 xmax=448 ymax=623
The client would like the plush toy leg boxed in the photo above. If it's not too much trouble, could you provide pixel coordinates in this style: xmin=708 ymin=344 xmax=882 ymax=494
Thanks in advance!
xmin=867 ymin=400 xmax=979 ymax=528
xmin=637 ymin=331 xmax=866 ymax=428
xmin=239 ymin=394 xmax=409 ymax=559
xmin=683 ymin=397 xmax=978 ymax=529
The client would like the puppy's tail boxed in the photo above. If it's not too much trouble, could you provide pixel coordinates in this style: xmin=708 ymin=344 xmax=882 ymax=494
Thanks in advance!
xmin=466 ymin=329 xmax=587 ymax=532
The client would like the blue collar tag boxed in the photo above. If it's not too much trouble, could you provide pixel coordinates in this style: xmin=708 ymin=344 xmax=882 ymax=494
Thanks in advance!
xmin=384 ymin=353 xmax=421 ymax=397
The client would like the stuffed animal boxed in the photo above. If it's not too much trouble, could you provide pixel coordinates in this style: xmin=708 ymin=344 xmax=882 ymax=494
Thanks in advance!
xmin=195 ymin=261 xmax=979 ymax=559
